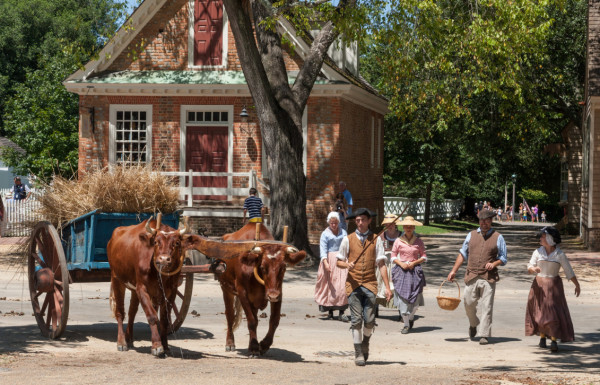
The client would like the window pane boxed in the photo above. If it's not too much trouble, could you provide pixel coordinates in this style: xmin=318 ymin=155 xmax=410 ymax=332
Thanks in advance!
xmin=205 ymin=112 xmax=211 ymax=121
xmin=213 ymin=112 xmax=220 ymax=121
xmin=117 ymin=111 xmax=123 ymax=120
xmin=188 ymin=112 xmax=194 ymax=122
xmin=221 ymin=112 xmax=228 ymax=121
xmin=114 ymin=108 xmax=150 ymax=166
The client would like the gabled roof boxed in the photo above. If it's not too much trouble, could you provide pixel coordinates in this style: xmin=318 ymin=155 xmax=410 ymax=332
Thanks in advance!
xmin=64 ymin=0 xmax=387 ymax=114
xmin=0 ymin=136 xmax=26 ymax=157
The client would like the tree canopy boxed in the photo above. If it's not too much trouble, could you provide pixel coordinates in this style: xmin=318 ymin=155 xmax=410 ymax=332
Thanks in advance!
xmin=0 ymin=0 xmax=128 ymax=179
xmin=362 ymin=0 xmax=586 ymax=220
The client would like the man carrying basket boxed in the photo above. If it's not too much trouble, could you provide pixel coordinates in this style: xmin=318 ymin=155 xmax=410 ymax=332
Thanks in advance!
xmin=447 ymin=209 xmax=507 ymax=345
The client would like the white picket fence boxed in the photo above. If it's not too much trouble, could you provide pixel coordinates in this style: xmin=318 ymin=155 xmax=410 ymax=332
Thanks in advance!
xmin=384 ymin=197 xmax=463 ymax=222
xmin=161 ymin=169 xmax=270 ymax=207
xmin=1 ymin=188 xmax=43 ymax=237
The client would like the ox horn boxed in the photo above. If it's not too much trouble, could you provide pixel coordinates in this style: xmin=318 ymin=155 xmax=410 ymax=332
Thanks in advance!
xmin=145 ymin=215 xmax=157 ymax=235
xmin=179 ymin=216 xmax=190 ymax=235
xmin=251 ymin=246 xmax=263 ymax=254
xmin=253 ymin=266 xmax=265 ymax=286
xmin=286 ymin=246 xmax=299 ymax=254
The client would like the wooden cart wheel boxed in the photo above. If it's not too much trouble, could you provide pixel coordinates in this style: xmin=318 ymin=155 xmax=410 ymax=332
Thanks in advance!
xmin=28 ymin=221 xmax=70 ymax=339
xmin=167 ymin=256 xmax=194 ymax=334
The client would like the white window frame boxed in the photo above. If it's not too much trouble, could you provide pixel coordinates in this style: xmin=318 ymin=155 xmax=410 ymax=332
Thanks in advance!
xmin=180 ymin=105 xmax=234 ymax=197
xmin=262 ymin=109 xmax=307 ymax=177
xmin=188 ymin=0 xmax=229 ymax=70
xmin=109 ymin=105 xmax=153 ymax=165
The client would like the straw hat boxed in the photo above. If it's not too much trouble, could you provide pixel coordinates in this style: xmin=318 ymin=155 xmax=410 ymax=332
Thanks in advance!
xmin=396 ymin=216 xmax=423 ymax=226
xmin=381 ymin=214 xmax=400 ymax=226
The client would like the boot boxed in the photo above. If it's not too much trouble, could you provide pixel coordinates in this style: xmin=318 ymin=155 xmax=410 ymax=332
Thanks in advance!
xmin=353 ymin=343 xmax=365 ymax=366
xmin=361 ymin=335 xmax=371 ymax=362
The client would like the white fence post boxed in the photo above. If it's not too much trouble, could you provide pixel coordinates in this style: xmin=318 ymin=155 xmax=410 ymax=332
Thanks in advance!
xmin=1 ymin=189 xmax=42 ymax=237
xmin=187 ymin=169 xmax=193 ymax=207
xmin=383 ymin=197 xmax=463 ymax=222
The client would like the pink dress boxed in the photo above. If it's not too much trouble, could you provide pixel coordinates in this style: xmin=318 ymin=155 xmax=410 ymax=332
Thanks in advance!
xmin=314 ymin=227 xmax=348 ymax=311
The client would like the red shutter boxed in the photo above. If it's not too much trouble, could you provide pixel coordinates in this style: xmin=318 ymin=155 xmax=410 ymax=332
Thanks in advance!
xmin=194 ymin=0 xmax=223 ymax=66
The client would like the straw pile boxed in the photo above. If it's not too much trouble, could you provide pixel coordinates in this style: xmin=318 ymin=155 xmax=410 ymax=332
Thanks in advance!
xmin=37 ymin=166 xmax=180 ymax=229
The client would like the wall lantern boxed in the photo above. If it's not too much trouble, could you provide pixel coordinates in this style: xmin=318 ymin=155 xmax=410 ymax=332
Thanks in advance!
xmin=240 ymin=106 xmax=253 ymax=135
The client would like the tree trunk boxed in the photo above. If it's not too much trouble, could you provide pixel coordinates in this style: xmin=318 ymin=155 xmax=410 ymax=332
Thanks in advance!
xmin=222 ymin=0 xmax=312 ymax=252
xmin=424 ymin=181 xmax=432 ymax=226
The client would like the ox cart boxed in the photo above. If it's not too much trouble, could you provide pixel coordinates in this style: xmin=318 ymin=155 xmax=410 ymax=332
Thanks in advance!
xmin=27 ymin=210 xmax=195 ymax=339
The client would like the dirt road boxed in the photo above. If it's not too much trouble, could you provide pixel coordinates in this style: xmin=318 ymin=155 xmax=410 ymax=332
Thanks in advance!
xmin=1 ymin=224 xmax=599 ymax=385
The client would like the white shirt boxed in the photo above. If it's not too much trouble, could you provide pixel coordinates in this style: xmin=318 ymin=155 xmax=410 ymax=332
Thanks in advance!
xmin=336 ymin=232 xmax=386 ymax=263
xmin=527 ymin=246 xmax=575 ymax=280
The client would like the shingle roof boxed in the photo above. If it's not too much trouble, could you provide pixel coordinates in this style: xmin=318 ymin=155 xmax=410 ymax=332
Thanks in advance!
xmin=0 ymin=136 xmax=25 ymax=156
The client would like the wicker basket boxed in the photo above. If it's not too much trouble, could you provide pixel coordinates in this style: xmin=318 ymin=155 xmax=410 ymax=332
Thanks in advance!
xmin=436 ymin=280 xmax=461 ymax=311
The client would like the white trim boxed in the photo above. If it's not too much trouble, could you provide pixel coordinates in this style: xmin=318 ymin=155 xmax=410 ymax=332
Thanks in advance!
xmin=187 ymin=0 xmax=229 ymax=70
xmin=303 ymin=108 xmax=308 ymax=176
xmin=65 ymin=82 xmax=388 ymax=115
xmin=179 ymin=105 xmax=234 ymax=199
xmin=109 ymin=104 xmax=153 ymax=165
xmin=276 ymin=19 xmax=344 ymax=82
xmin=370 ymin=116 xmax=375 ymax=168
xmin=65 ymin=0 xmax=170 ymax=82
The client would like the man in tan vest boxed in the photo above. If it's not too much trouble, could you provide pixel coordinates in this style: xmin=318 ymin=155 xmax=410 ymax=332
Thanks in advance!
xmin=447 ymin=209 xmax=507 ymax=345
xmin=337 ymin=208 xmax=392 ymax=366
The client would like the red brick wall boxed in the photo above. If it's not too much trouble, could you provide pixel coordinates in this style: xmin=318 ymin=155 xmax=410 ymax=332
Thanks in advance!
xmin=304 ymin=97 xmax=384 ymax=242
xmin=78 ymin=94 xmax=384 ymax=244
xmin=107 ymin=0 xmax=302 ymax=72
xmin=79 ymin=95 xmax=262 ymax=175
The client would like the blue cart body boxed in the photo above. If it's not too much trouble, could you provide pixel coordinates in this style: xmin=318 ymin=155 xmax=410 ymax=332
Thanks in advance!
xmin=61 ymin=210 xmax=179 ymax=272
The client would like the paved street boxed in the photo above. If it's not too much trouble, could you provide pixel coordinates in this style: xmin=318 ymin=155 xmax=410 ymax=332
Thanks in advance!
xmin=0 ymin=222 xmax=599 ymax=384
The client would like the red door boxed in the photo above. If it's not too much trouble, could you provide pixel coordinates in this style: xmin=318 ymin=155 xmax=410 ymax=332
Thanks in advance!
xmin=186 ymin=126 xmax=228 ymax=201
xmin=194 ymin=0 xmax=223 ymax=66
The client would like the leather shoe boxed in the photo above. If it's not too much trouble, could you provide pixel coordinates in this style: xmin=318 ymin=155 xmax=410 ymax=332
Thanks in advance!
xmin=469 ymin=326 xmax=477 ymax=339
xmin=550 ymin=340 xmax=558 ymax=352
xmin=401 ymin=326 xmax=410 ymax=334
xmin=479 ymin=337 xmax=488 ymax=345
xmin=539 ymin=338 xmax=547 ymax=348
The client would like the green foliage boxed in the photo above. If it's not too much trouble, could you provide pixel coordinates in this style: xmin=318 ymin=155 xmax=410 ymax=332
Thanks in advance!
xmin=364 ymin=0 xmax=585 ymax=210
xmin=3 ymin=52 xmax=80 ymax=179
xmin=520 ymin=188 xmax=550 ymax=206
xmin=0 ymin=0 xmax=128 ymax=177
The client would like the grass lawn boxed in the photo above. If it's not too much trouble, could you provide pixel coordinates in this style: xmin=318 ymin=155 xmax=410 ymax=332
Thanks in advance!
xmin=396 ymin=220 xmax=480 ymax=235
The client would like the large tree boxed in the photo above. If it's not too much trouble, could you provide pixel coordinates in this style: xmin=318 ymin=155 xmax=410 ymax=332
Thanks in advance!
xmin=222 ymin=0 xmax=378 ymax=250
xmin=0 ymin=0 xmax=128 ymax=178
xmin=362 ymin=0 xmax=586 ymax=222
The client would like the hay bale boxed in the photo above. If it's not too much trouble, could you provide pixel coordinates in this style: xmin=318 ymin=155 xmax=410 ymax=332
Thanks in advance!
xmin=37 ymin=166 xmax=180 ymax=229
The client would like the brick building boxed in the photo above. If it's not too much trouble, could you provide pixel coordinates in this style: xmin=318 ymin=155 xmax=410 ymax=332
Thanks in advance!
xmin=63 ymin=0 xmax=388 ymax=243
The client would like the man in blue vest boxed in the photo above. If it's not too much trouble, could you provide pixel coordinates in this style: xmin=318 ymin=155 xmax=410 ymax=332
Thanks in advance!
xmin=12 ymin=177 xmax=31 ymax=201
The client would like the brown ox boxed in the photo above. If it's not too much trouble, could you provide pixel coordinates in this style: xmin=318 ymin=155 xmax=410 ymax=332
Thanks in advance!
xmin=188 ymin=223 xmax=306 ymax=356
xmin=107 ymin=214 xmax=189 ymax=356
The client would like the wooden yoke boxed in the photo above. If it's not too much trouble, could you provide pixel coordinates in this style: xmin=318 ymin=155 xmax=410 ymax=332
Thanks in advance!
xmin=282 ymin=226 xmax=288 ymax=243
xmin=255 ymin=222 xmax=260 ymax=241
